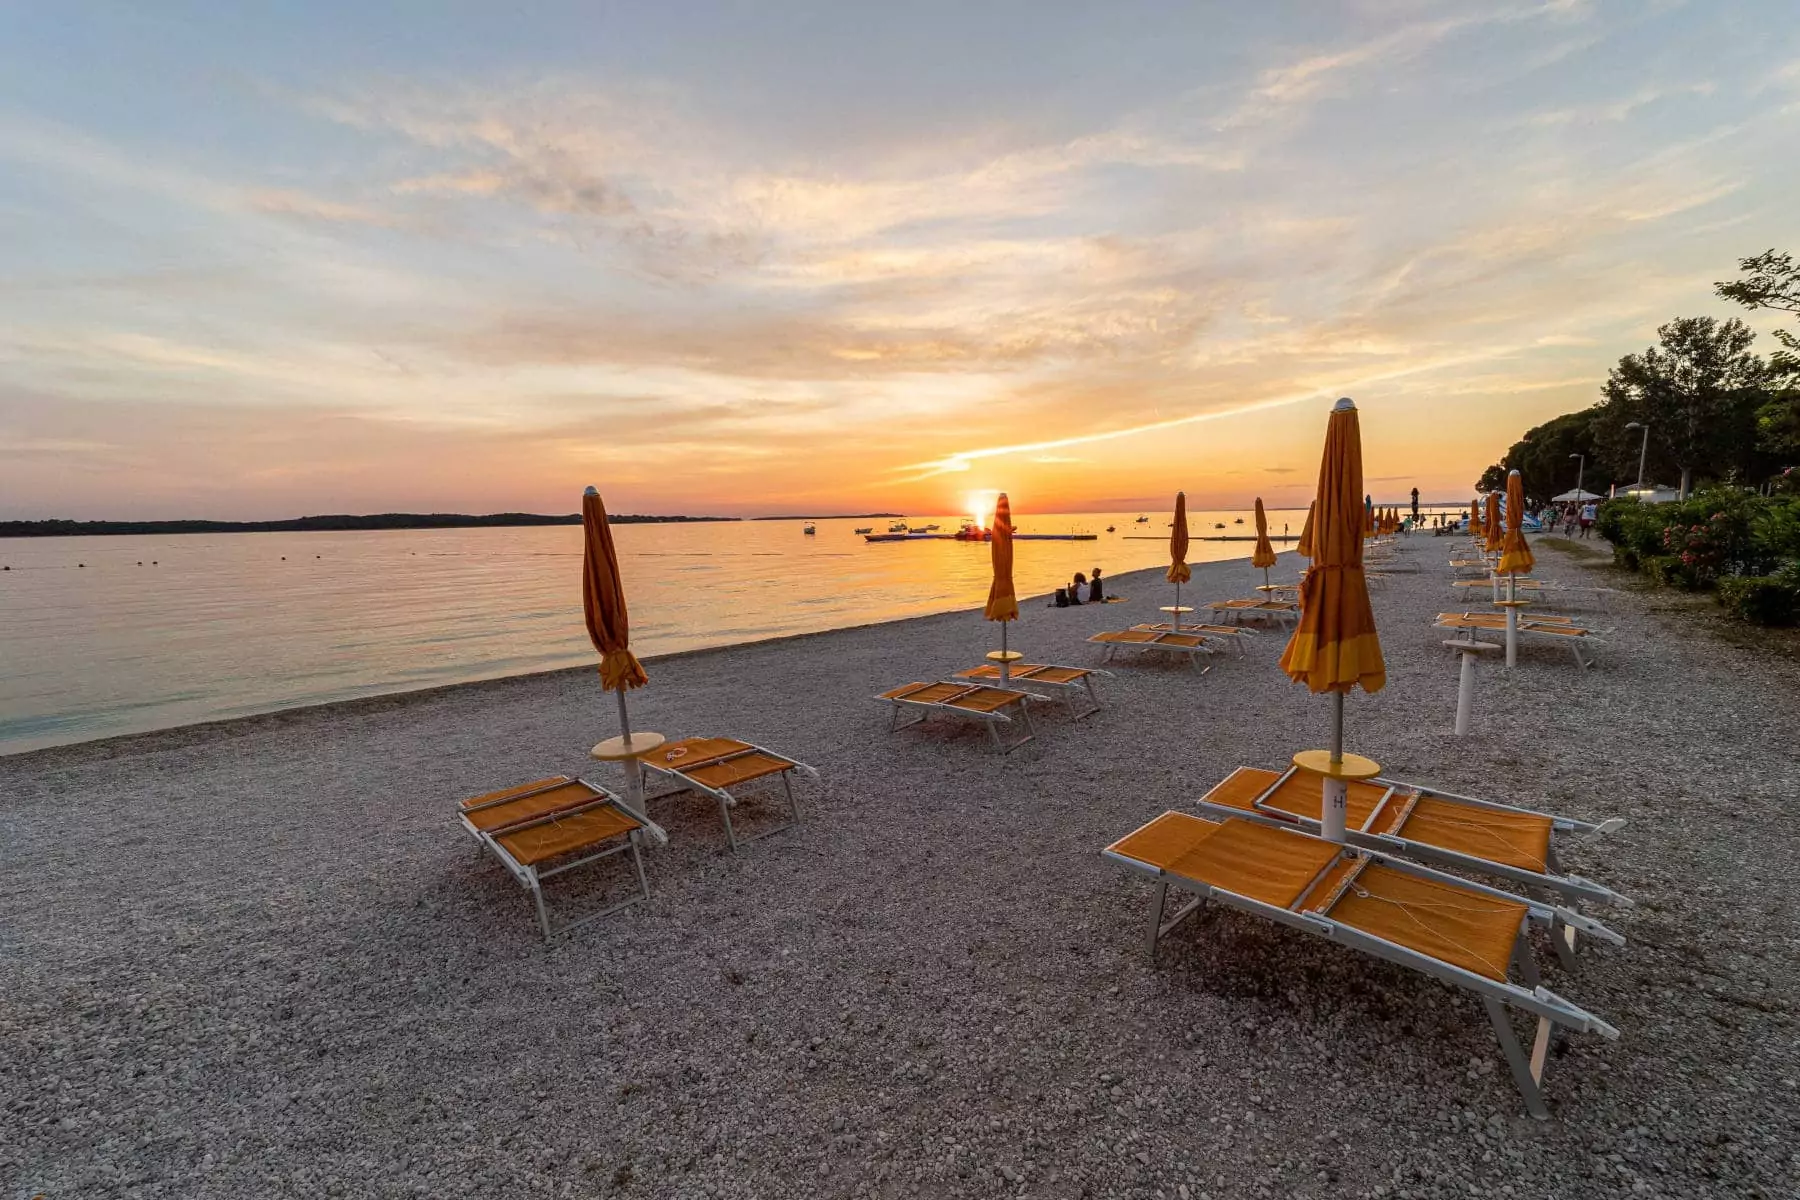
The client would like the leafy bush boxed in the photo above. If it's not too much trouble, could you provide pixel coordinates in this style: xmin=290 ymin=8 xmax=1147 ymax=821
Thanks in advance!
xmin=1613 ymin=546 xmax=1639 ymax=571
xmin=1752 ymin=497 xmax=1800 ymax=564
xmin=1716 ymin=575 xmax=1800 ymax=625
xmin=1640 ymin=554 xmax=1699 ymax=589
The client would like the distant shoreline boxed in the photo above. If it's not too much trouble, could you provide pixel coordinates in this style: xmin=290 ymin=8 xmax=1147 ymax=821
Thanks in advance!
xmin=0 ymin=513 xmax=740 ymax=538
xmin=749 ymin=513 xmax=904 ymax=521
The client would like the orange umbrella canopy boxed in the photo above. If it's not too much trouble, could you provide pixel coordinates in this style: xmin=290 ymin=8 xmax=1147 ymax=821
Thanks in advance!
xmin=1470 ymin=498 xmax=1480 ymax=531
xmin=1167 ymin=492 xmax=1191 ymax=583
xmin=1483 ymin=491 xmax=1502 ymax=551
xmin=1296 ymin=501 xmax=1316 ymax=559
xmin=984 ymin=492 xmax=1019 ymax=622
xmin=582 ymin=487 xmax=649 ymax=692
xmin=1251 ymin=498 xmax=1277 ymax=569
xmin=1497 ymin=470 xmax=1536 ymax=576
xmin=1280 ymin=399 xmax=1386 ymax=695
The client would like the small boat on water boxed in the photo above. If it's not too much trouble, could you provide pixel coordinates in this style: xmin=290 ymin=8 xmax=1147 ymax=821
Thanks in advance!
xmin=887 ymin=521 xmax=909 ymax=533
xmin=1135 ymin=515 xmax=1150 ymax=523
xmin=803 ymin=522 xmax=816 ymax=535
xmin=853 ymin=526 xmax=872 ymax=535
xmin=1234 ymin=517 xmax=1245 ymax=525
xmin=1213 ymin=522 xmax=1226 ymax=529
xmin=1105 ymin=525 xmax=1116 ymax=533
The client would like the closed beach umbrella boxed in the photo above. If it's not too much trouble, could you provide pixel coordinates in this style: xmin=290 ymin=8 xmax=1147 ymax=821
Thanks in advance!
xmin=1365 ymin=495 xmax=1375 ymax=537
xmin=985 ymin=492 xmax=1020 ymax=683
xmin=583 ymin=486 xmax=648 ymax=695
xmin=1484 ymin=491 xmax=1502 ymax=553
xmin=1497 ymin=471 xmax=1534 ymax=577
xmin=1496 ymin=470 xmax=1536 ymax=669
xmin=1469 ymin=498 xmax=1480 ymax=535
xmin=1296 ymin=501 xmax=1316 ymax=559
xmin=1279 ymin=398 xmax=1386 ymax=842
xmin=1168 ymin=491 xmax=1191 ymax=630
xmin=582 ymin=485 xmax=657 ymax=813
xmin=1251 ymin=497 xmax=1277 ymax=588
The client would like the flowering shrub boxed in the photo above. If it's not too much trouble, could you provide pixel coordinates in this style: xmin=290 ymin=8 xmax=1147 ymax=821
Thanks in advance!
xmin=1660 ymin=512 xmax=1735 ymax=583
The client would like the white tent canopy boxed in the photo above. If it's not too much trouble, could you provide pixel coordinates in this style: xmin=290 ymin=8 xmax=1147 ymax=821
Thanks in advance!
xmin=1551 ymin=488 xmax=1604 ymax=502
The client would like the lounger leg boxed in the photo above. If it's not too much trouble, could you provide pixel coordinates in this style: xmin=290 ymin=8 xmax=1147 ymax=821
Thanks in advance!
xmin=1148 ymin=883 xmax=1168 ymax=961
xmin=1483 ymin=998 xmax=1552 ymax=1120
xmin=719 ymin=794 xmax=738 ymax=852
xmin=530 ymin=872 xmax=552 ymax=944
xmin=1553 ymin=920 xmax=1580 ymax=972
xmin=783 ymin=770 xmax=801 ymax=826
xmin=989 ymin=721 xmax=1005 ymax=753
xmin=630 ymin=837 xmax=651 ymax=906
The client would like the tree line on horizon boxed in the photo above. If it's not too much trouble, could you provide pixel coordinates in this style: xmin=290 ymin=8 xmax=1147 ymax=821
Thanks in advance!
xmin=1478 ymin=250 xmax=1800 ymax=505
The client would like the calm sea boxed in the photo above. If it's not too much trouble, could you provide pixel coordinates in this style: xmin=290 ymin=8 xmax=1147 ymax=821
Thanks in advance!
xmin=0 ymin=509 xmax=1308 ymax=754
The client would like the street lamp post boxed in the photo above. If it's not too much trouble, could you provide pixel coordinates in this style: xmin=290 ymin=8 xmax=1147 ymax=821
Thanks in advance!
xmin=1623 ymin=422 xmax=1650 ymax=494
xmin=1569 ymin=452 xmax=1585 ymax=502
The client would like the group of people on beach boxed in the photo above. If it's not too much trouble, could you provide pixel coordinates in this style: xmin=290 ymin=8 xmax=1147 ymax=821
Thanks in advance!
xmin=1051 ymin=568 xmax=1104 ymax=607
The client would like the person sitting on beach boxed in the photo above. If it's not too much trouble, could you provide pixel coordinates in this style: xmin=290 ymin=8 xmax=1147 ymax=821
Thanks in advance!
xmin=1069 ymin=573 xmax=1087 ymax=604
xmin=1088 ymin=568 xmax=1105 ymax=603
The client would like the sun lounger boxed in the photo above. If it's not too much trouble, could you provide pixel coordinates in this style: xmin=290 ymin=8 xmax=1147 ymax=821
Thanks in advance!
xmin=639 ymin=736 xmax=817 ymax=851
xmin=1434 ymin=613 xmax=1607 ymax=668
xmin=1203 ymin=598 xmax=1300 ymax=628
xmin=457 ymin=775 xmax=665 ymax=941
xmin=1191 ymin=765 xmax=1629 ymax=913
xmin=1088 ymin=628 xmax=1217 ymax=671
xmin=954 ymin=662 xmax=1107 ymax=720
xmin=1104 ymin=812 xmax=1622 ymax=1117
xmin=878 ymin=681 xmax=1038 ymax=752
xmin=1131 ymin=622 xmax=1255 ymax=655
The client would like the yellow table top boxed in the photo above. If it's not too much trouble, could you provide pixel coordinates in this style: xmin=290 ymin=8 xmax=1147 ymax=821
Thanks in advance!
xmin=1159 ymin=605 xmax=1194 ymax=614
xmin=1291 ymin=749 xmax=1382 ymax=781
xmin=986 ymin=650 xmax=1025 ymax=663
xmin=589 ymin=732 xmax=667 ymax=761
xmin=1493 ymin=599 xmax=1534 ymax=608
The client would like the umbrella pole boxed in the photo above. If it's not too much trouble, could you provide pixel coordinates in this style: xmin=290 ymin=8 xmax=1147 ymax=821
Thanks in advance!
xmin=1173 ymin=580 xmax=1181 ymax=632
xmin=615 ymin=689 xmax=646 ymax=815
xmin=1322 ymin=692 xmax=1347 ymax=843
xmin=1000 ymin=622 xmax=1010 ymax=687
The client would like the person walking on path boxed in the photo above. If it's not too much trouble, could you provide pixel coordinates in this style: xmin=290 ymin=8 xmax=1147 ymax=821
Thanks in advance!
xmin=1579 ymin=501 xmax=1597 ymax=538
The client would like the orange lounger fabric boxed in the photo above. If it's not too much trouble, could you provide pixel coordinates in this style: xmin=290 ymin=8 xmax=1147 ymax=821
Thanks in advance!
xmin=1107 ymin=811 xmax=1220 ymax=870
xmin=884 ymin=682 xmax=1024 ymax=712
xmin=1321 ymin=864 xmax=1526 ymax=981
xmin=494 ymin=804 xmax=641 ymax=867
xmin=462 ymin=777 xmax=602 ymax=834
xmin=1165 ymin=820 xmax=1340 ymax=909
xmin=652 ymin=737 xmax=795 ymax=791
xmin=1395 ymin=797 xmax=1552 ymax=872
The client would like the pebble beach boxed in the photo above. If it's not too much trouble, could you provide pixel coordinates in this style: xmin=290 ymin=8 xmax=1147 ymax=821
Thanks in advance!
xmin=3 ymin=536 xmax=1798 ymax=1199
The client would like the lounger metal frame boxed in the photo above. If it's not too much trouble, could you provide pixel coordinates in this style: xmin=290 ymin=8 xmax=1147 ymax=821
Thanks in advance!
xmin=1105 ymin=820 xmax=1622 ymax=1118
xmin=1088 ymin=630 xmax=1217 ymax=673
xmin=878 ymin=682 xmax=1038 ymax=753
xmin=954 ymin=663 xmax=1110 ymax=721
xmin=640 ymin=740 xmax=819 ymax=852
xmin=1193 ymin=764 xmax=1630 ymax=913
xmin=1436 ymin=615 xmax=1611 ymax=669
xmin=1131 ymin=622 xmax=1254 ymax=657
xmin=1202 ymin=599 xmax=1300 ymax=629
xmin=458 ymin=775 xmax=658 ymax=942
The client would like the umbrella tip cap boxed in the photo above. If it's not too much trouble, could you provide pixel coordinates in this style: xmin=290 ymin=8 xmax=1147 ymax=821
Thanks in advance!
xmin=1333 ymin=396 xmax=1356 ymax=411
xmin=583 ymin=485 xmax=598 ymax=496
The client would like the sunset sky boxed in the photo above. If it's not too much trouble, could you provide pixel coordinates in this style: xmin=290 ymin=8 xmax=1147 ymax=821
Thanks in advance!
xmin=3 ymin=1 xmax=1797 ymax=519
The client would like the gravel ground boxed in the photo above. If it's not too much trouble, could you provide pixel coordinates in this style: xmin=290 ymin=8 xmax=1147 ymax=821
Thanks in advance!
xmin=3 ymin=537 xmax=1798 ymax=1200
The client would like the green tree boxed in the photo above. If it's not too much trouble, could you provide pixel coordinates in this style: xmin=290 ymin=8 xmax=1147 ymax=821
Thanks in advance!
xmin=1476 ymin=406 xmax=1612 ymax=501
xmin=1715 ymin=250 xmax=1800 ymax=458
xmin=1589 ymin=317 xmax=1773 ymax=497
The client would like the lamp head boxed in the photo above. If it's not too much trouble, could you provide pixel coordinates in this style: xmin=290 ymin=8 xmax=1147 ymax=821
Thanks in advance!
xmin=1624 ymin=421 xmax=1642 ymax=431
